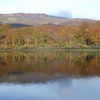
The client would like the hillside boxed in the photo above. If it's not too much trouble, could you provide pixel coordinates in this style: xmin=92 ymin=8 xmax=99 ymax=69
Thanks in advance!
xmin=0 ymin=13 xmax=97 ymax=27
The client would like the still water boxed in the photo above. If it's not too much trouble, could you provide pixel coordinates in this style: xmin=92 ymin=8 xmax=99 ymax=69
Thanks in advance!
xmin=0 ymin=51 xmax=100 ymax=100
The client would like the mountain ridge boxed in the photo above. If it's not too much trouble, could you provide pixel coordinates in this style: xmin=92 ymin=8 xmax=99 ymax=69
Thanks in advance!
xmin=0 ymin=13 xmax=98 ymax=27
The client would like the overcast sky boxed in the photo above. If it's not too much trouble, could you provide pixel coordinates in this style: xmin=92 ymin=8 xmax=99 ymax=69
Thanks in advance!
xmin=0 ymin=0 xmax=100 ymax=20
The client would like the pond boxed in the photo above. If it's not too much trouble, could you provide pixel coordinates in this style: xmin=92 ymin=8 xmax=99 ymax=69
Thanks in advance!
xmin=0 ymin=51 xmax=100 ymax=100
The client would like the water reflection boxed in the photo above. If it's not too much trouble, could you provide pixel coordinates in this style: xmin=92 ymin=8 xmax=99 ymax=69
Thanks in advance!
xmin=0 ymin=51 xmax=100 ymax=100
xmin=0 ymin=77 xmax=100 ymax=100
xmin=0 ymin=51 xmax=100 ymax=83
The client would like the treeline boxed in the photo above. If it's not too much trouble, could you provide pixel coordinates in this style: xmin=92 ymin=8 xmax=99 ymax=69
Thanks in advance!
xmin=0 ymin=21 xmax=100 ymax=50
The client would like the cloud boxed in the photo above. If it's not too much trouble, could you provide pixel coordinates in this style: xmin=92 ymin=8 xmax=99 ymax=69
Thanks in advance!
xmin=51 ymin=10 xmax=72 ymax=18
xmin=57 ymin=10 xmax=72 ymax=18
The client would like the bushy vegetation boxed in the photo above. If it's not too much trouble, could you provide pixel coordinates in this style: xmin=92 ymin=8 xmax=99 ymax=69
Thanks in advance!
xmin=0 ymin=21 xmax=100 ymax=50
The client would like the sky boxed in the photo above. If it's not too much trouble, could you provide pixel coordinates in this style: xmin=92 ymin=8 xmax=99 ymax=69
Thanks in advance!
xmin=0 ymin=0 xmax=100 ymax=20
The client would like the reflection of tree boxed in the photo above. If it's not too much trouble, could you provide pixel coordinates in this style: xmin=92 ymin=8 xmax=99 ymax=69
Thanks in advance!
xmin=85 ymin=55 xmax=95 ymax=62
xmin=0 ymin=51 xmax=100 ymax=78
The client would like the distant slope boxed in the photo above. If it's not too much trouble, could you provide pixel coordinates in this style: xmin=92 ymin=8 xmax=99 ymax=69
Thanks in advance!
xmin=10 ymin=23 xmax=32 ymax=28
xmin=0 ymin=13 xmax=98 ymax=27
xmin=0 ymin=21 xmax=3 ymax=25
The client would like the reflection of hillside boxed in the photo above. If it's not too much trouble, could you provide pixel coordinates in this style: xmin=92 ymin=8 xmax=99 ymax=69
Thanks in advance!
xmin=0 ymin=73 xmax=67 ymax=84
xmin=0 ymin=51 xmax=100 ymax=83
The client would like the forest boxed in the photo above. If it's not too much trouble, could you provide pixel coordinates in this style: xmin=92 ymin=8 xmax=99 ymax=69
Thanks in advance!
xmin=0 ymin=21 xmax=100 ymax=50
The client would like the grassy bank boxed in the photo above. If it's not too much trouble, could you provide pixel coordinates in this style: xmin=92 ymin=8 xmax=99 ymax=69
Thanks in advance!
xmin=0 ymin=46 xmax=100 ymax=52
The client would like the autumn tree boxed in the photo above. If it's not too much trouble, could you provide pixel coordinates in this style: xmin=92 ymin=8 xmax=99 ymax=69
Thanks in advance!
xmin=75 ymin=21 xmax=90 ymax=48
xmin=86 ymin=23 xmax=100 ymax=48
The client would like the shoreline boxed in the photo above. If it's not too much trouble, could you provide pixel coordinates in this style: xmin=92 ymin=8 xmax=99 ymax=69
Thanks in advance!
xmin=0 ymin=47 xmax=100 ymax=52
